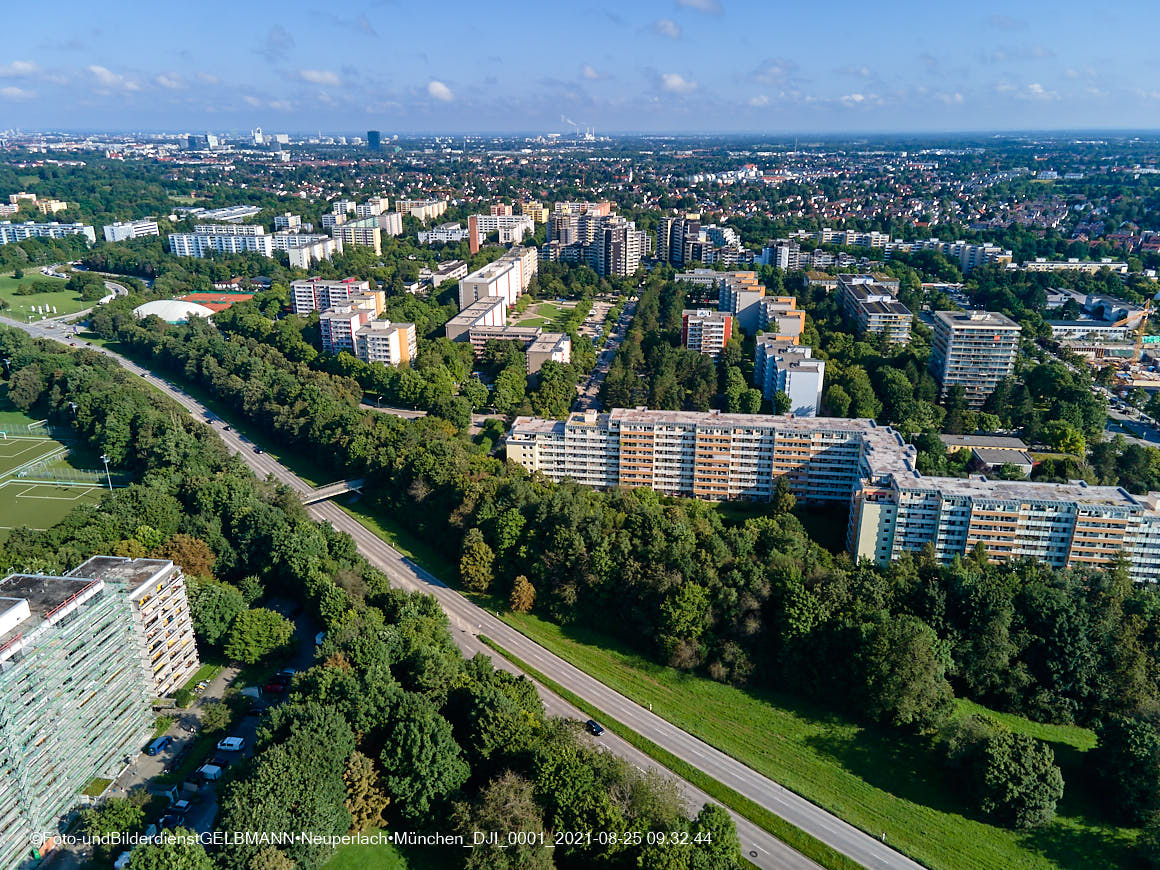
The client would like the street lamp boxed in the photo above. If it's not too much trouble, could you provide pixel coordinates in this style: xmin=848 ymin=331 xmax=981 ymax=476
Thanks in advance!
xmin=100 ymin=454 xmax=113 ymax=492
xmin=376 ymin=395 xmax=383 ymax=409
xmin=69 ymin=402 xmax=77 ymax=419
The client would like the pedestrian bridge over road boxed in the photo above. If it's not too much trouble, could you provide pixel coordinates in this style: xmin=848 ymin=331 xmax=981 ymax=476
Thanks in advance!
xmin=301 ymin=478 xmax=365 ymax=504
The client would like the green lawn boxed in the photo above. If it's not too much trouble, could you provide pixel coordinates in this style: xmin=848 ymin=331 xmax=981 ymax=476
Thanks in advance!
xmin=0 ymin=272 xmax=90 ymax=318
xmin=497 ymin=612 xmax=1138 ymax=870
xmin=325 ymin=831 xmax=461 ymax=870
xmin=514 ymin=300 xmax=574 ymax=331
xmin=337 ymin=498 xmax=459 ymax=580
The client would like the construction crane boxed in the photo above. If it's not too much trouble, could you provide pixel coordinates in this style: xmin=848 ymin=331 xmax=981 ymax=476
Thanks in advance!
xmin=1134 ymin=299 xmax=1154 ymax=363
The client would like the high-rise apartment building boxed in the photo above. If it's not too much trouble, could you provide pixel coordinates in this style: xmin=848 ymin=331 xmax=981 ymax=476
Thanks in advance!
xmin=354 ymin=320 xmax=416 ymax=366
xmin=273 ymin=213 xmax=302 ymax=231
xmin=367 ymin=130 xmax=381 ymax=150
xmin=290 ymin=277 xmax=373 ymax=314
xmin=457 ymin=247 xmax=538 ymax=310
xmin=757 ymin=297 xmax=806 ymax=341
xmin=0 ymin=221 xmax=96 ymax=245
xmin=319 ymin=304 xmax=375 ymax=355
xmin=334 ymin=217 xmax=382 ymax=255
xmin=519 ymin=201 xmax=550 ymax=223
xmin=169 ymin=229 xmax=274 ymax=258
xmin=0 ymin=573 xmax=150 ymax=870
xmin=928 ymin=310 xmax=1021 ymax=408
xmin=754 ymin=337 xmax=825 ymax=416
xmin=396 ymin=199 xmax=448 ymax=221
xmin=837 ymin=274 xmax=912 ymax=344
xmin=681 ymin=309 xmax=734 ymax=358
xmin=468 ymin=214 xmax=534 ymax=253
xmin=445 ymin=296 xmax=507 ymax=341
xmin=68 ymin=557 xmax=200 ymax=698
xmin=506 ymin=410 xmax=1160 ymax=582
xmin=103 ymin=220 xmax=159 ymax=243
xmin=0 ymin=555 xmax=200 ymax=870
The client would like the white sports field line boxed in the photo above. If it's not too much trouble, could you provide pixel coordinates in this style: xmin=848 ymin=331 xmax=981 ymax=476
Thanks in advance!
xmin=0 ymin=438 xmax=56 ymax=461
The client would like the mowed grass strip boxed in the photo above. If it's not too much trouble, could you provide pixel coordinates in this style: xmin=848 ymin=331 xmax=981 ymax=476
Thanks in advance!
xmin=478 ymin=635 xmax=855 ymax=870
xmin=496 ymin=613 xmax=1138 ymax=870
xmin=0 ymin=272 xmax=90 ymax=318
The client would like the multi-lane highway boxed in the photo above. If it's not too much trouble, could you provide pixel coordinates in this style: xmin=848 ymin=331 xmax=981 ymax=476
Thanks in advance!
xmin=2 ymin=313 xmax=922 ymax=870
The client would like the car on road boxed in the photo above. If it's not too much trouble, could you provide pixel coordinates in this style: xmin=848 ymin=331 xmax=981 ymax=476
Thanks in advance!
xmin=146 ymin=736 xmax=173 ymax=756
xmin=253 ymin=447 xmax=264 ymax=454
xmin=216 ymin=736 xmax=246 ymax=752
xmin=585 ymin=719 xmax=605 ymax=736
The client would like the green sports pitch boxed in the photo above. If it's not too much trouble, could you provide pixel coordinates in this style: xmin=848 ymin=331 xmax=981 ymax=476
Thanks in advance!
xmin=0 ymin=435 xmax=65 ymax=476
xmin=0 ymin=480 xmax=105 ymax=534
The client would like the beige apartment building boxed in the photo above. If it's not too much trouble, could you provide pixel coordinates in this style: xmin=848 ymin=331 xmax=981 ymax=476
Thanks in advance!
xmin=507 ymin=409 xmax=1160 ymax=582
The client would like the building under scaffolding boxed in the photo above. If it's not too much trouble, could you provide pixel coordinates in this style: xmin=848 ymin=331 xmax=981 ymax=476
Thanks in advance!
xmin=0 ymin=557 xmax=200 ymax=870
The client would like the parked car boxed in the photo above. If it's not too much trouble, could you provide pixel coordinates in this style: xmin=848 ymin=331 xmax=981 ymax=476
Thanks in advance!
xmin=171 ymin=799 xmax=193 ymax=816
xmin=216 ymin=736 xmax=245 ymax=752
xmin=145 ymin=736 xmax=173 ymax=756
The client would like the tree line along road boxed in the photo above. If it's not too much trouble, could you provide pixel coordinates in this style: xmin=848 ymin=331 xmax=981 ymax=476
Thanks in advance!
xmin=1 ymin=314 xmax=923 ymax=870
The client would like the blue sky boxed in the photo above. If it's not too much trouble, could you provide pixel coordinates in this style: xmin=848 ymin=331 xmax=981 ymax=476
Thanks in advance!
xmin=2 ymin=0 xmax=1158 ymax=134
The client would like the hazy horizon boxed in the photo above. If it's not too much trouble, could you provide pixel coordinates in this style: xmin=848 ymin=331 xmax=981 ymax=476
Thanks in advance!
xmin=3 ymin=0 xmax=1158 ymax=135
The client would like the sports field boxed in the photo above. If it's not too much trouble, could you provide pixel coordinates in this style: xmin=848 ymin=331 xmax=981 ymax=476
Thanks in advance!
xmin=0 ymin=481 xmax=104 ymax=530
xmin=0 ymin=431 xmax=110 ymax=537
xmin=0 ymin=434 xmax=65 ymax=476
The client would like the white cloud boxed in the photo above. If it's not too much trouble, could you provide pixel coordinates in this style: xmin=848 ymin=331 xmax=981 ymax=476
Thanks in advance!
xmin=269 ymin=100 xmax=292 ymax=111
xmin=0 ymin=60 xmax=38 ymax=77
xmin=242 ymin=95 xmax=262 ymax=107
xmin=752 ymin=57 xmax=798 ymax=84
xmin=937 ymin=92 xmax=964 ymax=105
xmin=837 ymin=64 xmax=872 ymax=78
xmin=839 ymin=93 xmax=866 ymax=106
xmin=196 ymin=72 xmax=220 ymax=85
xmin=582 ymin=64 xmax=601 ymax=81
xmin=748 ymin=94 xmax=769 ymax=107
xmin=88 ymin=64 xmax=138 ymax=92
xmin=676 ymin=0 xmax=723 ymax=13
xmin=155 ymin=73 xmax=184 ymax=90
xmin=0 ymin=86 xmax=34 ymax=100
xmin=653 ymin=18 xmax=681 ymax=39
xmin=427 ymin=80 xmax=454 ymax=101
xmin=661 ymin=72 xmax=697 ymax=94
xmin=299 ymin=69 xmax=340 ymax=86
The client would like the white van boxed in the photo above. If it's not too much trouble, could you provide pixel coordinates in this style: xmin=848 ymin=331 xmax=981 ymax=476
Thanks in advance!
xmin=197 ymin=763 xmax=223 ymax=782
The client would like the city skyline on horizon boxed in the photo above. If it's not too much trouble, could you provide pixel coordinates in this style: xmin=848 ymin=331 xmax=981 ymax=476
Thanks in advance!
xmin=2 ymin=0 xmax=1159 ymax=134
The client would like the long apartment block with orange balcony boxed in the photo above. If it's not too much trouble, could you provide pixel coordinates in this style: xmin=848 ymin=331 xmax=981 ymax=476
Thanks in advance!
xmin=509 ymin=408 xmax=1160 ymax=582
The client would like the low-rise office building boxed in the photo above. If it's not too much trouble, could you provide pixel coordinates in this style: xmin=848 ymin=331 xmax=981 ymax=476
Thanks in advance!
xmin=928 ymin=310 xmax=1021 ymax=407
xmin=418 ymin=223 xmax=470 ymax=244
xmin=525 ymin=332 xmax=572 ymax=374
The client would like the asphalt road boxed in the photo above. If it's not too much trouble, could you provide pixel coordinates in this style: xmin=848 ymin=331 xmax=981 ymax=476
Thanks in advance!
xmin=5 ymin=315 xmax=923 ymax=870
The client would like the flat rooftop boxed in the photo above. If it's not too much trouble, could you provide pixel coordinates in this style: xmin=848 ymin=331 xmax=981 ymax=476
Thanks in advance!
xmin=0 ymin=574 xmax=101 ymax=651
xmin=933 ymin=310 xmax=1020 ymax=330
xmin=940 ymin=434 xmax=1029 ymax=450
xmin=68 ymin=556 xmax=171 ymax=592
xmin=918 ymin=477 xmax=1141 ymax=507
